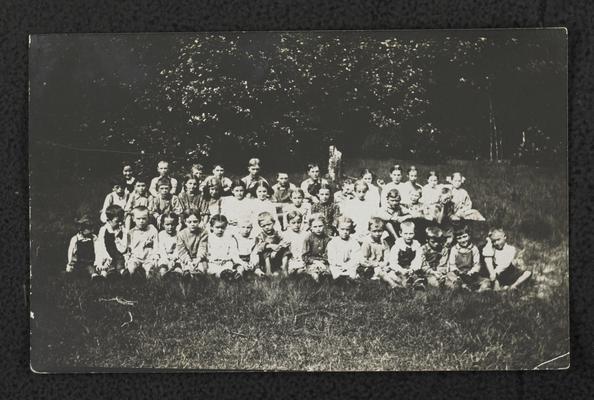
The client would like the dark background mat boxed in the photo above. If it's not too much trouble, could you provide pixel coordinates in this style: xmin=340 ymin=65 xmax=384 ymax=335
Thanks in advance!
xmin=2 ymin=0 xmax=592 ymax=398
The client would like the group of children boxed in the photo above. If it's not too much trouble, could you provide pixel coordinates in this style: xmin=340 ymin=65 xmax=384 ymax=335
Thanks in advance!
xmin=65 ymin=159 xmax=532 ymax=291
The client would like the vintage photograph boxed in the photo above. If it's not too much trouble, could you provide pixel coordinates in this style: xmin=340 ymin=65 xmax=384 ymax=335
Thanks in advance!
xmin=29 ymin=30 xmax=568 ymax=371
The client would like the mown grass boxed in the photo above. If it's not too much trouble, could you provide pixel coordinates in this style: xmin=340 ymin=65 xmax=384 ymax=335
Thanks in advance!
xmin=30 ymin=159 xmax=569 ymax=371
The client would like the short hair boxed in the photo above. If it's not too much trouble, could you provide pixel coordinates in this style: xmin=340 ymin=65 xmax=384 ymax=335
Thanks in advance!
xmin=156 ymin=177 xmax=171 ymax=189
xmin=122 ymin=164 xmax=133 ymax=171
xmin=454 ymin=224 xmax=471 ymax=238
xmin=309 ymin=213 xmax=327 ymax=226
xmin=110 ymin=177 xmax=125 ymax=188
xmin=132 ymin=205 xmax=149 ymax=217
xmin=341 ymin=178 xmax=355 ymax=187
xmin=286 ymin=210 xmax=303 ymax=223
xmin=157 ymin=160 xmax=169 ymax=168
xmin=248 ymin=158 xmax=261 ymax=167
xmin=105 ymin=205 xmax=125 ymax=221
xmin=191 ymin=163 xmax=204 ymax=172
xmin=237 ymin=218 xmax=253 ymax=228
xmin=386 ymin=189 xmax=401 ymax=200
xmin=390 ymin=164 xmax=403 ymax=173
xmin=400 ymin=220 xmax=415 ymax=232
xmin=290 ymin=188 xmax=305 ymax=198
xmin=368 ymin=217 xmax=385 ymax=230
xmin=488 ymin=228 xmax=506 ymax=239
xmin=336 ymin=216 xmax=355 ymax=233
xmin=135 ymin=176 xmax=148 ymax=185
xmin=277 ymin=172 xmax=289 ymax=178
xmin=209 ymin=214 xmax=228 ymax=227
xmin=257 ymin=211 xmax=275 ymax=226
xmin=184 ymin=209 xmax=201 ymax=221
xmin=202 ymin=178 xmax=223 ymax=198
xmin=425 ymin=225 xmax=444 ymax=239
xmin=307 ymin=163 xmax=320 ymax=172
xmin=161 ymin=212 xmax=179 ymax=226
xmin=354 ymin=180 xmax=369 ymax=192
xmin=75 ymin=215 xmax=94 ymax=230
xmin=212 ymin=163 xmax=224 ymax=170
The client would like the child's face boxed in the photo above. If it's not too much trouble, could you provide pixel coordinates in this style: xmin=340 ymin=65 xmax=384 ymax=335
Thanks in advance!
xmin=135 ymin=182 xmax=147 ymax=195
xmin=427 ymin=237 xmax=443 ymax=251
xmin=342 ymin=183 xmax=354 ymax=195
xmin=390 ymin=170 xmax=402 ymax=183
xmin=248 ymin=165 xmax=260 ymax=177
xmin=291 ymin=192 xmax=303 ymax=206
xmin=362 ymin=173 xmax=373 ymax=185
xmin=370 ymin=225 xmax=384 ymax=241
xmin=259 ymin=218 xmax=275 ymax=235
xmin=238 ymin=222 xmax=252 ymax=238
xmin=318 ymin=188 xmax=331 ymax=204
xmin=209 ymin=185 xmax=219 ymax=198
xmin=452 ymin=175 xmax=463 ymax=189
xmin=428 ymin=175 xmax=438 ymax=187
xmin=277 ymin=174 xmax=289 ymax=186
xmin=308 ymin=167 xmax=320 ymax=180
xmin=232 ymin=185 xmax=245 ymax=200
xmin=211 ymin=221 xmax=227 ymax=237
xmin=288 ymin=217 xmax=302 ymax=233
xmin=122 ymin=166 xmax=133 ymax=179
xmin=113 ymin=184 xmax=124 ymax=196
xmin=401 ymin=226 xmax=415 ymax=244
xmin=491 ymin=233 xmax=507 ymax=250
xmin=355 ymin=186 xmax=367 ymax=201
xmin=163 ymin=217 xmax=176 ymax=235
xmin=310 ymin=220 xmax=325 ymax=236
xmin=256 ymin=186 xmax=268 ymax=201
xmin=158 ymin=184 xmax=170 ymax=197
xmin=456 ymin=233 xmax=470 ymax=248
xmin=185 ymin=178 xmax=197 ymax=193
xmin=212 ymin=165 xmax=224 ymax=178
xmin=107 ymin=216 xmax=123 ymax=230
xmin=158 ymin=163 xmax=169 ymax=176
xmin=337 ymin=223 xmax=351 ymax=240
xmin=408 ymin=170 xmax=418 ymax=183
xmin=387 ymin=196 xmax=401 ymax=209
xmin=192 ymin=168 xmax=204 ymax=181
xmin=133 ymin=211 xmax=149 ymax=229
xmin=409 ymin=190 xmax=421 ymax=204
xmin=185 ymin=215 xmax=200 ymax=232
xmin=81 ymin=226 xmax=93 ymax=237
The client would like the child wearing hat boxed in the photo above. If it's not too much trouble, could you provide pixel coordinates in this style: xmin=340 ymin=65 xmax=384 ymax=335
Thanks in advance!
xmin=66 ymin=215 xmax=98 ymax=279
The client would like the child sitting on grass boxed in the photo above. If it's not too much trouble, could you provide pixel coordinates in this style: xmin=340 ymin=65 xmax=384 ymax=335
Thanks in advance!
xmin=448 ymin=172 xmax=485 ymax=221
xmin=149 ymin=160 xmax=178 ymax=197
xmin=377 ymin=188 xmax=410 ymax=246
xmin=301 ymin=213 xmax=331 ymax=281
xmin=383 ymin=221 xmax=423 ymax=288
xmin=124 ymin=176 xmax=154 ymax=230
xmin=126 ymin=206 xmax=160 ymax=278
xmin=271 ymin=172 xmax=298 ymax=204
xmin=151 ymin=178 xmax=182 ymax=228
xmin=157 ymin=212 xmax=182 ymax=277
xmin=233 ymin=219 xmax=264 ymax=277
xmin=282 ymin=211 xmax=307 ymax=275
xmin=100 ymin=179 xmax=128 ymax=223
xmin=66 ymin=215 xmax=98 ymax=279
xmin=283 ymin=188 xmax=311 ymax=232
xmin=357 ymin=217 xmax=390 ymax=280
xmin=95 ymin=205 xmax=127 ymax=278
xmin=482 ymin=228 xmax=532 ymax=290
xmin=253 ymin=212 xmax=289 ymax=276
xmin=176 ymin=210 xmax=208 ymax=276
xmin=204 ymin=215 xmax=247 ymax=280
xmin=333 ymin=178 xmax=356 ymax=205
xmin=327 ymin=217 xmax=361 ymax=280
xmin=446 ymin=224 xmax=490 ymax=291
xmin=310 ymin=183 xmax=340 ymax=236
xmin=419 ymin=226 xmax=450 ymax=287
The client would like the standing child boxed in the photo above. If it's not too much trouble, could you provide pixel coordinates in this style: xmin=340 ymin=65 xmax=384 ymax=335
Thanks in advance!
xmin=200 ymin=164 xmax=233 ymax=196
xmin=383 ymin=221 xmax=423 ymax=288
xmin=124 ymin=177 xmax=154 ymax=230
xmin=419 ymin=226 xmax=450 ymax=287
xmin=482 ymin=228 xmax=532 ymax=290
xmin=95 ymin=205 xmax=127 ymax=278
xmin=271 ymin=172 xmax=298 ymax=204
xmin=281 ymin=211 xmax=307 ymax=275
xmin=157 ymin=212 xmax=182 ymax=276
xmin=66 ymin=215 xmax=98 ymax=279
xmin=333 ymin=178 xmax=356 ymax=205
xmin=400 ymin=166 xmax=423 ymax=206
xmin=381 ymin=165 xmax=406 ymax=207
xmin=357 ymin=217 xmax=390 ymax=279
xmin=310 ymin=183 xmax=340 ymax=236
xmin=421 ymin=171 xmax=441 ymax=205
xmin=446 ymin=224 xmax=490 ymax=291
xmin=149 ymin=160 xmax=178 ymax=197
xmin=448 ymin=172 xmax=485 ymax=221
xmin=204 ymin=215 xmax=248 ymax=279
xmin=301 ymin=214 xmax=331 ymax=281
xmin=190 ymin=163 xmax=205 ymax=189
xmin=221 ymin=179 xmax=252 ymax=229
xmin=126 ymin=206 xmax=160 ymax=278
xmin=249 ymin=181 xmax=281 ymax=234
xmin=100 ymin=179 xmax=128 ymax=223
xmin=360 ymin=169 xmax=381 ymax=207
xmin=150 ymin=178 xmax=182 ymax=228
xmin=176 ymin=210 xmax=208 ymax=276
xmin=327 ymin=217 xmax=361 ymax=280
xmin=253 ymin=212 xmax=289 ymax=276
xmin=300 ymin=163 xmax=329 ymax=203
xmin=232 ymin=219 xmax=264 ymax=277
xmin=283 ymin=188 xmax=311 ymax=232
xmin=241 ymin=158 xmax=269 ymax=195
xmin=122 ymin=164 xmax=137 ymax=195
xmin=198 ymin=179 xmax=223 ymax=227
xmin=177 ymin=175 xmax=202 ymax=223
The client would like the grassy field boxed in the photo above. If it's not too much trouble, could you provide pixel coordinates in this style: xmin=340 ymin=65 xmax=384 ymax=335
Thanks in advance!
xmin=30 ymin=159 xmax=569 ymax=371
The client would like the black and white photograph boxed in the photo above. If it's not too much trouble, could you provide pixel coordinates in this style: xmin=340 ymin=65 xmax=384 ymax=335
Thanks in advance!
xmin=29 ymin=29 xmax=568 ymax=371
